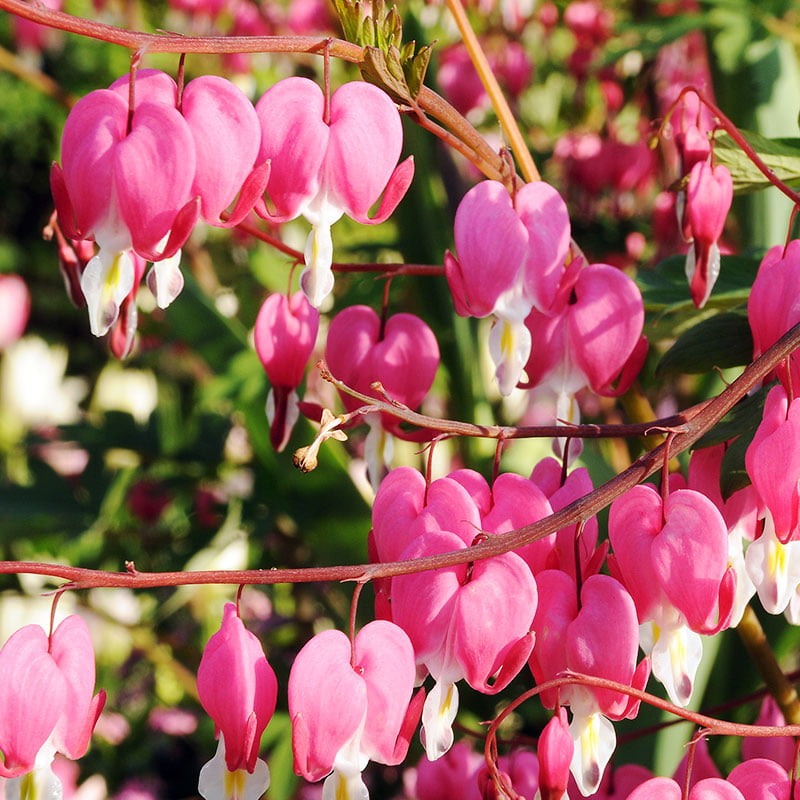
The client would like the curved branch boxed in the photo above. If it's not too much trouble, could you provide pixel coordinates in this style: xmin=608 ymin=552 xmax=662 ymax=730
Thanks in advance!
xmin=0 ymin=0 xmax=514 ymax=182
xmin=3 ymin=319 xmax=799 ymax=592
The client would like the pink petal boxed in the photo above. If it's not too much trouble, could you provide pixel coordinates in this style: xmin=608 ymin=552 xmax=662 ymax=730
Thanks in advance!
xmin=726 ymin=760 xmax=787 ymax=800
xmin=450 ymin=551 xmax=537 ymax=692
xmin=182 ymin=76 xmax=264 ymax=224
xmin=516 ymin=181 xmax=571 ymax=312
xmin=449 ymin=181 xmax=530 ymax=318
xmin=483 ymin=472 xmax=554 ymax=574
xmin=254 ymin=291 xmax=319 ymax=389
xmin=59 ymin=89 xmax=127 ymax=238
xmin=566 ymin=574 xmax=642 ymax=719
xmin=607 ymin=484 xmax=668 ymax=622
xmin=197 ymin=604 xmax=278 ymax=773
xmin=529 ymin=568 xmax=579 ymax=709
xmin=108 ymin=69 xmax=178 ymax=107
xmin=324 ymin=82 xmax=404 ymax=221
xmin=652 ymin=489 xmax=730 ymax=632
xmin=114 ymin=102 xmax=197 ymax=256
xmin=288 ymin=629 xmax=367 ymax=782
xmin=50 ymin=615 xmax=105 ymax=760
xmin=354 ymin=621 xmax=416 ymax=765
xmin=746 ymin=385 xmax=800 ymax=541
xmin=568 ymin=263 xmax=644 ymax=395
xmin=0 ymin=626 xmax=66 ymax=776
xmin=627 ymin=777 xmax=682 ymax=800
xmin=256 ymin=77 xmax=328 ymax=222
xmin=391 ymin=530 xmax=466 ymax=672
xmin=371 ymin=467 xmax=426 ymax=564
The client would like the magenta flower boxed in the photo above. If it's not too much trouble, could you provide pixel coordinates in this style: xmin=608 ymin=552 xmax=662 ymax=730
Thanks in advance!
xmin=444 ymin=179 xmax=570 ymax=394
xmin=749 ymin=240 xmax=800 ymax=395
xmin=530 ymin=571 xmax=648 ymax=796
xmin=391 ymin=529 xmax=536 ymax=760
xmin=523 ymin=260 xmax=645 ymax=401
xmin=0 ymin=615 xmax=105 ymax=798
xmin=197 ymin=603 xmax=278 ymax=800
xmin=255 ymin=77 xmax=414 ymax=307
xmin=51 ymin=86 xmax=198 ymax=337
xmin=288 ymin=621 xmax=422 ymax=800
xmin=325 ymin=305 xmax=439 ymax=488
xmin=254 ymin=291 xmax=320 ymax=452
xmin=744 ymin=385 xmax=800 ymax=614
xmin=684 ymin=161 xmax=732 ymax=308
xmin=608 ymin=485 xmax=736 ymax=705
xmin=537 ymin=709 xmax=573 ymax=800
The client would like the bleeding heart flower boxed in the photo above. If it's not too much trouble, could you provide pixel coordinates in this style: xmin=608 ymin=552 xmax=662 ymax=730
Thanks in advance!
xmin=197 ymin=603 xmax=278 ymax=800
xmin=288 ymin=621 xmax=422 ymax=800
xmin=51 ymin=86 xmax=199 ymax=336
xmin=530 ymin=570 xmax=649 ymax=796
xmin=683 ymin=161 xmax=732 ymax=308
xmin=608 ymin=484 xmax=736 ymax=706
xmin=444 ymin=179 xmax=570 ymax=395
xmin=254 ymin=291 xmax=320 ymax=452
xmin=255 ymin=77 xmax=414 ymax=307
xmin=326 ymin=305 xmax=439 ymax=489
xmin=391 ymin=529 xmax=536 ymax=761
xmin=0 ymin=616 xmax=105 ymax=799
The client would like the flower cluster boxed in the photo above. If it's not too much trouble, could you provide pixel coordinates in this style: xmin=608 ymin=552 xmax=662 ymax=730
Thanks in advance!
xmin=51 ymin=70 xmax=412 ymax=351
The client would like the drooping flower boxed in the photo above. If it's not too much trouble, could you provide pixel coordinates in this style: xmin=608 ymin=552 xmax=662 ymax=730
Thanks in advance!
xmin=255 ymin=77 xmax=414 ymax=307
xmin=197 ymin=603 xmax=278 ymax=800
xmin=444 ymin=179 xmax=570 ymax=395
xmin=608 ymin=485 xmax=736 ymax=706
xmin=0 ymin=615 xmax=106 ymax=799
xmin=288 ymin=621 xmax=422 ymax=800
xmin=391 ymin=528 xmax=536 ymax=761
xmin=50 ymin=86 xmax=199 ymax=337
xmin=254 ymin=291 xmax=320 ymax=452
xmin=683 ymin=161 xmax=732 ymax=308
xmin=749 ymin=240 xmax=800 ymax=396
xmin=522 ymin=258 xmax=646 ymax=426
xmin=530 ymin=571 xmax=649 ymax=797
xmin=325 ymin=305 xmax=439 ymax=489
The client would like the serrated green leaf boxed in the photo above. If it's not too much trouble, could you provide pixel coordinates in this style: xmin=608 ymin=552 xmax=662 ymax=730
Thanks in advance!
xmin=656 ymin=312 xmax=754 ymax=376
xmin=713 ymin=129 xmax=800 ymax=194
xmin=362 ymin=46 xmax=412 ymax=103
xmin=694 ymin=384 xmax=769 ymax=451
xmin=405 ymin=44 xmax=433 ymax=99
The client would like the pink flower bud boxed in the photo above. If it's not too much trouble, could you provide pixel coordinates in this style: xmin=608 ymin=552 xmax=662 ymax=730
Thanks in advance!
xmin=197 ymin=603 xmax=278 ymax=777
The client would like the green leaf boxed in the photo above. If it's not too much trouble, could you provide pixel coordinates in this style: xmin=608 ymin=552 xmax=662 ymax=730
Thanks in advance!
xmin=656 ymin=312 xmax=754 ymax=376
xmin=362 ymin=45 xmax=410 ymax=103
xmin=406 ymin=43 xmax=434 ymax=99
xmin=719 ymin=432 xmax=754 ymax=500
xmin=694 ymin=384 xmax=769 ymax=450
xmin=713 ymin=128 xmax=800 ymax=194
